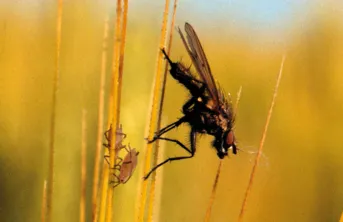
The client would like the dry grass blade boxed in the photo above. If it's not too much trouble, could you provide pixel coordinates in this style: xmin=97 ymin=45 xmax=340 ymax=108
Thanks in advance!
xmin=98 ymin=78 xmax=115 ymax=221
xmin=340 ymin=212 xmax=343 ymax=222
xmin=80 ymin=110 xmax=87 ymax=222
xmin=105 ymin=0 xmax=126 ymax=221
xmin=117 ymin=0 xmax=129 ymax=120
xmin=204 ymin=86 xmax=243 ymax=222
xmin=238 ymin=55 xmax=286 ymax=221
xmin=98 ymin=130 xmax=110 ymax=222
xmin=204 ymin=161 xmax=223 ymax=222
xmin=41 ymin=180 xmax=47 ymax=222
xmin=92 ymin=16 xmax=109 ymax=222
xmin=234 ymin=86 xmax=243 ymax=113
xmin=136 ymin=0 xmax=170 ymax=221
xmin=47 ymin=1 xmax=63 ymax=221
xmin=147 ymin=0 xmax=178 ymax=221
xmin=151 ymin=138 xmax=166 ymax=222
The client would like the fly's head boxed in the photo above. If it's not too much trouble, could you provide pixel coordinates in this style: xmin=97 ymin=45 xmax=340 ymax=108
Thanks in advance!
xmin=223 ymin=129 xmax=237 ymax=155
xmin=213 ymin=111 xmax=237 ymax=159
xmin=213 ymin=129 xmax=237 ymax=159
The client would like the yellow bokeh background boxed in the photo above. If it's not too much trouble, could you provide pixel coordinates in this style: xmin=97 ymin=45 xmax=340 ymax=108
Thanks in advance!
xmin=1 ymin=1 xmax=343 ymax=222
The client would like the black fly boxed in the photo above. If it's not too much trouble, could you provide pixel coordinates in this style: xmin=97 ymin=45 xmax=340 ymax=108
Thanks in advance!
xmin=144 ymin=23 xmax=237 ymax=180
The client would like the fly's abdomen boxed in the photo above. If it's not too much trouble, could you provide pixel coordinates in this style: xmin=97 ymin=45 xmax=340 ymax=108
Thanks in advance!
xmin=170 ymin=62 xmax=204 ymax=97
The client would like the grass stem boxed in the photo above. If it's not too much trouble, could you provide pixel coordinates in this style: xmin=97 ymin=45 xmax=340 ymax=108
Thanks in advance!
xmin=41 ymin=180 xmax=47 ymax=222
xmin=47 ymin=1 xmax=63 ymax=221
xmin=92 ymin=15 xmax=110 ymax=222
xmin=105 ymin=0 xmax=127 ymax=221
xmin=204 ymin=161 xmax=223 ymax=222
xmin=136 ymin=0 xmax=170 ymax=221
xmin=147 ymin=0 xmax=178 ymax=221
xmin=238 ymin=55 xmax=286 ymax=221
xmin=204 ymin=86 xmax=243 ymax=222
xmin=80 ymin=110 xmax=87 ymax=222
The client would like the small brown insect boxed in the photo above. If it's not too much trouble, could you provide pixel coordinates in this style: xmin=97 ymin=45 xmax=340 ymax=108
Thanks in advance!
xmin=103 ymin=125 xmax=139 ymax=187
xmin=110 ymin=144 xmax=140 ymax=187
xmin=103 ymin=124 xmax=126 ymax=164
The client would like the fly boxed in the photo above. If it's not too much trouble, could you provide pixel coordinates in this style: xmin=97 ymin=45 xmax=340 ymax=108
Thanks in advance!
xmin=144 ymin=22 xmax=237 ymax=180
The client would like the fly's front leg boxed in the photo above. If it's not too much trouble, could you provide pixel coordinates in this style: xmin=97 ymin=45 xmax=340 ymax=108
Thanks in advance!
xmin=147 ymin=116 xmax=188 ymax=144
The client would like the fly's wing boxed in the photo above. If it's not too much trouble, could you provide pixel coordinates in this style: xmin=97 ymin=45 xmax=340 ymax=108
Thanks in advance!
xmin=178 ymin=22 xmax=220 ymax=109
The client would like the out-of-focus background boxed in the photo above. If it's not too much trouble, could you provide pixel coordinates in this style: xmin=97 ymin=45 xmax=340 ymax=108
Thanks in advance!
xmin=1 ymin=1 xmax=343 ymax=222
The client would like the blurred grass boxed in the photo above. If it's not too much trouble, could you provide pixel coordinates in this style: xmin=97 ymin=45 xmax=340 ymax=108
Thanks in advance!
xmin=0 ymin=1 xmax=343 ymax=222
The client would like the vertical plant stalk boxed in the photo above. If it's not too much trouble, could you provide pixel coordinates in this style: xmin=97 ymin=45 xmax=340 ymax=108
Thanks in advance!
xmin=80 ymin=110 xmax=87 ymax=222
xmin=152 ymin=132 xmax=166 ymax=222
xmin=234 ymin=86 xmax=243 ymax=114
xmin=41 ymin=180 xmax=47 ymax=222
xmin=92 ymin=16 xmax=110 ymax=222
xmin=136 ymin=0 xmax=170 ymax=221
xmin=147 ymin=0 xmax=178 ymax=221
xmin=98 ymin=112 xmax=113 ymax=222
xmin=204 ymin=161 xmax=223 ymax=222
xmin=238 ymin=56 xmax=286 ymax=221
xmin=117 ymin=0 xmax=129 ymax=120
xmin=204 ymin=86 xmax=243 ymax=222
xmin=106 ymin=0 xmax=126 ymax=221
xmin=47 ymin=1 xmax=63 ymax=221
xmin=340 ymin=212 xmax=343 ymax=222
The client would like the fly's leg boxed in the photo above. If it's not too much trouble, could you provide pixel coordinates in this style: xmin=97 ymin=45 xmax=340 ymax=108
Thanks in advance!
xmin=147 ymin=116 xmax=188 ymax=143
xmin=151 ymin=136 xmax=191 ymax=154
xmin=161 ymin=48 xmax=174 ymax=66
xmin=143 ymin=128 xmax=197 ymax=180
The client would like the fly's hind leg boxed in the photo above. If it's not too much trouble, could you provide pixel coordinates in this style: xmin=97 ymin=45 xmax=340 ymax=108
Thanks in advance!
xmin=143 ymin=128 xmax=197 ymax=180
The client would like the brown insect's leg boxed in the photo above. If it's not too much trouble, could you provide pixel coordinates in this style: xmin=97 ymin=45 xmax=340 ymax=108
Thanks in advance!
xmin=104 ymin=155 xmax=110 ymax=165
xmin=109 ymin=173 xmax=121 ymax=188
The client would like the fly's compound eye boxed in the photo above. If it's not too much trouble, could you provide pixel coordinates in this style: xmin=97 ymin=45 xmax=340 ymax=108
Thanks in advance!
xmin=224 ymin=130 xmax=237 ymax=154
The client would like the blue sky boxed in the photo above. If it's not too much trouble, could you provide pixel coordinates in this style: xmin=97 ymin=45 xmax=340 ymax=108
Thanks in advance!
xmin=178 ymin=0 xmax=313 ymax=32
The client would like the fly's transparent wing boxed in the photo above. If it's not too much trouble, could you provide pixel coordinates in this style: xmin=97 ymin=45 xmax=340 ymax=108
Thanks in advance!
xmin=178 ymin=22 xmax=220 ymax=109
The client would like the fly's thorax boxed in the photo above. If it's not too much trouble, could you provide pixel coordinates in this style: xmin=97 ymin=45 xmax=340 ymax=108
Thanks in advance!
xmin=205 ymin=99 xmax=215 ymax=110
xmin=218 ymin=114 xmax=230 ymax=131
